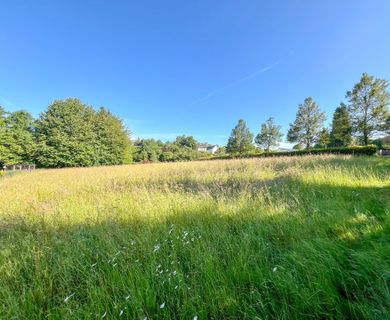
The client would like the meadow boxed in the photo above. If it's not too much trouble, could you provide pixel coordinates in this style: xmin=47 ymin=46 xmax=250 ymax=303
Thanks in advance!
xmin=0 ymin=155 xmax=389 ymax=319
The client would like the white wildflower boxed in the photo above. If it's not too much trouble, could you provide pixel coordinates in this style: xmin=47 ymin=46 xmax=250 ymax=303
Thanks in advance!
xmin=64 ymin=292 xmax=75 ymax=303
xmin=160 ymin=302 xmax=165 ymax=309
xmin=119 ymin=310 xmax=124 ymax=316
xmin=193 ymin=316 xmax=198 ymax=320
xmin=273 ymin=267 xmax=278 ymax=272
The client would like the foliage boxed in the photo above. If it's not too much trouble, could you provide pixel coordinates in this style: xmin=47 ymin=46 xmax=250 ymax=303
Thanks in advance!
xmin=94 ymin=108 xmax=133 ymax=165
xmin=132 ymin=138 xmax=207 ymax=163
xmin=0 ymin=108 xmax=36 ymax=165
xmin=35 ymin=99 xmax=131 ymax=167
xmin=212 ymin=145 xmax=377 ymax=160
xmin=0 ymin=156 xmax=389 ymax=319
xmin=174 ymin=135 xmax=198 ymax=150
xmin=226 ymin=119 xmax=254 ymax=154
xmin=346 ymin=73 xmax=390 ymax=145
xmin=255 ymin=117 xmax=283 ymax=151
xmin=287 ymin=97 xmax=326 ymax=149
xmin=330 ymin=103 xmax=352 ymax=147
xmin=315 ymin=128 xmax=331 ymax=148
xmin=133 ymin=139 xmax=164 ymax=162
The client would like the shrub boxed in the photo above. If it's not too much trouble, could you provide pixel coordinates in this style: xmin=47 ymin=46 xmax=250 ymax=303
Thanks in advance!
xmin=212 ymin=145 xmax=377 ymax=160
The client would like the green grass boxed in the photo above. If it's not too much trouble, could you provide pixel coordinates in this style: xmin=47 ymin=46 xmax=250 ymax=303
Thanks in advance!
xmin=0 ymin=155 xmax=389 ymax=319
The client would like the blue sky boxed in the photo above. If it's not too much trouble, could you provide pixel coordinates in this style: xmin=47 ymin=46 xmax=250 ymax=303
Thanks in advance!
xmin=1 ymin=1 xmax=390 ymax=146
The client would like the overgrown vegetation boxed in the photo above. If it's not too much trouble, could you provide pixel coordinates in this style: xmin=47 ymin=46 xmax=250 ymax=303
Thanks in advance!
xmin=1 ymin=73 xmax=390 ymax=168
xmin=0 ymin=156 xmax=389 ymax=319
xmin=212 ymin=145 xmax=378 ymax=160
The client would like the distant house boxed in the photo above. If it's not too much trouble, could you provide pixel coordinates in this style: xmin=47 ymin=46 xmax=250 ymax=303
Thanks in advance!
xmin=197 ymin=143 xmax=219 ymax=154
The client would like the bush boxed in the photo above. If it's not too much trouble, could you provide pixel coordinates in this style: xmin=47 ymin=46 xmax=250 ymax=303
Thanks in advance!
xmin=212 ymin=145 xmax=377 ymax=160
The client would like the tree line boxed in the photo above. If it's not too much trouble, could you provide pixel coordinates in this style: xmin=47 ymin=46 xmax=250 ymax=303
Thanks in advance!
xmin=1 ymin=73 xmax=389 ymax=168
xmin=226 ymin=73 xmax=390 ymax=154
xmin=0 ymin=98 xmax=132 ymax=167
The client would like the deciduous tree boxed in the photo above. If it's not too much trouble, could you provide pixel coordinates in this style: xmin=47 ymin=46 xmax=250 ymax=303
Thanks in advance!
xmin=346 ymin=73 xmax=390 ymax=145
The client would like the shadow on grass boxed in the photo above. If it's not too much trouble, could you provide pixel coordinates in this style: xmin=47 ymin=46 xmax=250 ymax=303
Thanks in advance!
xmin=0 ymin=176 xmax=389 ymax=319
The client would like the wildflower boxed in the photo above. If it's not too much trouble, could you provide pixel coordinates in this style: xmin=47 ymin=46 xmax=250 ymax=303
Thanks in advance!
xmin=193 ymin=316 xmax=198 ymax=320
xmin=273 ymin=267 xmax=278 ymax=272
xmin=64 ymin=292 xmax=75 ymax=303
xmin=153 ymin=244 xmax=161 ymax=252
xmin=119 ymin=310 xmax=124 ymax=316
xmin=172 ymin=271 xmax=177 ymax=276
xmin=160 ymin=302 xmax=165 ymax=309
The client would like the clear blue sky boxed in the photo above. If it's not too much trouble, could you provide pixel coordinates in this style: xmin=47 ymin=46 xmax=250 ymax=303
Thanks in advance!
xmin=1 ymin=1 xmax=390 ymax=146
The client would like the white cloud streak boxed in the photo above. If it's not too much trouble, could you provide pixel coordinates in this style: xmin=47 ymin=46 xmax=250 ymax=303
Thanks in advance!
xmin=192 ymin=61 xmax=280 ymax=105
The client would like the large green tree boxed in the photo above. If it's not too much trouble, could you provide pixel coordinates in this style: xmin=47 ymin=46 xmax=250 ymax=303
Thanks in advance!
xmin=287 ymin=97 xmax=326 ymax=149
xmin=226 ymin=119 xmax=254 ymax=154
xmin=330 ymin=103 xmax=352 ymax=147
xmin=254 ymin=117 xmax=283 ymax=151
xmin=346 ymin=73 xmax=390 ymax=145
xmin=35 ymin=98 xmax=131 ymax=167
xmin=94 ymin=107 xmax=132 ymax=165
xmin=0 ymin=108 xmax=36 ymax=165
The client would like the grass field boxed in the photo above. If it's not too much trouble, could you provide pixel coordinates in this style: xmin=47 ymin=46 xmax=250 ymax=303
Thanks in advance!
xmin=0 ymin=155 xmax=389 ymax=319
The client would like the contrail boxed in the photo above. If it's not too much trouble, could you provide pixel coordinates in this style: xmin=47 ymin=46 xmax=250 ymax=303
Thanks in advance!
xmin=192 ymin=61 xmax=280 ymax=105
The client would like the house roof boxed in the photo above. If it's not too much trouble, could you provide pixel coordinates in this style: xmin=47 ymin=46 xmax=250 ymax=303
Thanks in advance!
xmin=197 ymin=143 xmax=219 ymax=149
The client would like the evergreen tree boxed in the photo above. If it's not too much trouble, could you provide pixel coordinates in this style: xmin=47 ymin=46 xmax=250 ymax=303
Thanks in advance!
xmin=315 ymin=128 xmax=330 ymax=148
xmin=254 ymin=117 xmax=283 ymax=151
xmin=346 ymin=73 xmax=390 ymax=145
xmin=226 ymin=119 xmax=254 ymax=154
xmin=330 ymin=103 xmax=352 ymax=147
xmin=287 ymin=97 xmax=326 ymax=149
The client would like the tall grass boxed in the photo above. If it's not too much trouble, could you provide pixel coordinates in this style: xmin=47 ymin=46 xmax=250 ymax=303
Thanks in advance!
xmin=0 ymin=155 xmax=389 ymax=319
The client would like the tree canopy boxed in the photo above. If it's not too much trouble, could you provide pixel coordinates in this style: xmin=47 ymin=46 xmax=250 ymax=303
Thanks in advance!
xmin=255 ymin=117 xmax=283 ymax=151
xmin=287 ymin=97 xmax=326 ymax=149
xmin=330 ymin=103 xmax=352 ymax=147
xmin=346 ymin=73 xmax=390 ymax=145
xmin=226 ymin=119 xmax=254 ymax=154
xmin=34 ymin=99 xmax=131 ymax=167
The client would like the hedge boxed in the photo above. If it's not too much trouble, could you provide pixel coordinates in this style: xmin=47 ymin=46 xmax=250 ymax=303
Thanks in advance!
xmin=211 ymin=145 xmax=378 ymax=160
